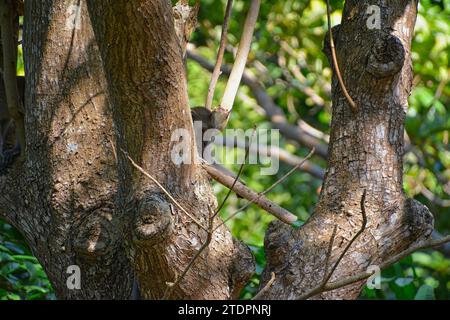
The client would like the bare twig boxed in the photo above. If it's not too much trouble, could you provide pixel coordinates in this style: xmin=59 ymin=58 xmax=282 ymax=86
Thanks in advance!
xmin=220 ymin=0 xmax=260 ymax=112
xmin=212 ymin=126 xmax=255 ymax=219
xmin=325 ymin=0 xmax=357 ymax=112
xmin=215 ymin=148 xmax=315 ymax=230
xmin=322 ymin=225 xmax=338 ymax=282
xmin=123 ymin=150 xmax=208 ymax=232
xmin=205 ymin=0 xmax=233 ymax=110
xmin=298 ymin=189 xmax=367 ymax=300
xmin=313 ymin=234 xmax=450 ymax=296
xmin=215 ymin=135 xmax=325 ymax=179
xmin=108 ymin=137 xmax=117 ymax=163
xmin=204 ymin=162 xmax=298 ymax=225
xmin=253 ymin=272 xmax=276 ymax=300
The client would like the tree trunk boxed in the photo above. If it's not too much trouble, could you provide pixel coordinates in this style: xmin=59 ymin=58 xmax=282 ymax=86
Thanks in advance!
xmin=7 ymin=0 xmax=132 ymax=298
xmin=85 ymin=0 xmax=253 ymax=300
xmin=259 ymin=0 xmax=433 ymax=299
xmin=0 ymin=0 xmax=253 ymax=300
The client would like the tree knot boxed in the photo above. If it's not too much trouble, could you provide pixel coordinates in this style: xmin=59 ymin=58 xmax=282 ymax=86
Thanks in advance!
xmin=366 ymin=33 xmax=405 ymax=78
xmin=132 ymin=193 xmax=173 ymax=246
xmin=404 ymin=198 xmax=434 ymax=241
xmin=73 ymin=206 xmax=116 ymax=259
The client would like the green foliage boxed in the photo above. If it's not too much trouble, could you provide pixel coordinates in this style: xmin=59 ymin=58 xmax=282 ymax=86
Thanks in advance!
xmin=0 ymin=220 xmax=54 ymax=300
xmin=361 ymin=252 xmax=448 ymax=300
xmin=0 ymin=28 xmax=54 ymax=300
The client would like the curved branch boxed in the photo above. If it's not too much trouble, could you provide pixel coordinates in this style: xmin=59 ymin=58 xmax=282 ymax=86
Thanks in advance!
xmin=325 ymin=0 xmax=357 ymax=111
xmin=303 ymin=234 xmax=450 ymax=298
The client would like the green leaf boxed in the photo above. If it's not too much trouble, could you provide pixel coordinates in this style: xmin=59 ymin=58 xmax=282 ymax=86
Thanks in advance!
xmin=11 ymin=255 xmax=39 ymax=263
xmin=0 ymin=252 xmax=13 ymax=263
xmin=395 ymin=277 xmax=414 ymax=287
xmin=6 ymin=293 xmax=21 ymax=300
xmin=414 ymin=285 xmax=435 ymax=300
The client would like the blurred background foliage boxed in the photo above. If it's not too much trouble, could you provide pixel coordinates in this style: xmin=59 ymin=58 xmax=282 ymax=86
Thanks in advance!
xmin=1 ymin=0 xmax=448 ymax=300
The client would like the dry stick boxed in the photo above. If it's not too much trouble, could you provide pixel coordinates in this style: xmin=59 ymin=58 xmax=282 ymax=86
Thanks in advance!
xmin=253 ymin=272 xmax=276 ymax=300
xmin=214 ymin=148 xmax=315 ymax=231
xmin=108 ymin=137 xmax=118 ymax=163
xmin=322 ymin=225 xmax=338 ymax=282
xmin=205 ymin=0 xmax=233 ymax=110
xmin=123 ymin=151 xmax=209 ymax=232
xmin=163 ymin=129 xmax=254 ymax=299
xmin=298 ymin=189 xmax=367 ymax=300
xmin=205 ymin=163 xmax=298 ymax=225
xmin=325 ymin=0 xmax=357 ymax=112
xmin=212 ymin=126 xmax=255 ymax=219
xmin=220 ymin=0 xmax=260 ymax=112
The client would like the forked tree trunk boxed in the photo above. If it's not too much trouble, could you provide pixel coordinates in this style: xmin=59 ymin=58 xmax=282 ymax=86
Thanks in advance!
xmin=0 ymin=0 xmax=253 ymax=299
xmin=259 ymin=0 xmax=433 ymax=299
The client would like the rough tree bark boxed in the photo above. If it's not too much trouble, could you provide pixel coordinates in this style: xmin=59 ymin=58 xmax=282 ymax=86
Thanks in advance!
xmin=1 ymin=0 xmax=133 ymax=298
xmin=86 ymin=0 xmax=254 ymax=300
xmin=0 ymin=0 xmax=254 ymax=299
xmin=259 ymin=0 xmax=434 ymax=299
xmin=0 ymin=0 xmax=436 ymax=300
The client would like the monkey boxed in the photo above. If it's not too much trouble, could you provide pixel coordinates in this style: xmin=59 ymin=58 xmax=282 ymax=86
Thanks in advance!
xmin=0 ymin=75 xmax=24 ymax=172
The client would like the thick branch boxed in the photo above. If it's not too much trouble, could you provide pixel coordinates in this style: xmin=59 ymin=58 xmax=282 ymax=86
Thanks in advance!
xmin=259 ymin=0 xmax=429 ymax=300
xmin=301 ymin=235 xmax=450 ymax=298
xmin=87 ymin=0 xmax=252 ymax=299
